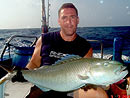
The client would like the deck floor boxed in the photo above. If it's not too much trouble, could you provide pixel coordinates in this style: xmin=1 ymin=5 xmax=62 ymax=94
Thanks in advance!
xmin=4 ymin=80 xmax=130 ymax=98
xmin=5 ymin=81 xmax=33 ymax=98
xmin=4 ymin=81 xmax=73 ymax=98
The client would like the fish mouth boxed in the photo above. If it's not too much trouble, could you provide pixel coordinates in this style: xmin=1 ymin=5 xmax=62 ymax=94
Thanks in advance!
xmin=102 ymin=71 xmax=128 ymax=85
xmin=115 ymin=66 xmax=127 ymax=75
xmin=120 ymin=66 xmax=127 ymax=72
xmin=102 ymin=67 xmax=128 ymax=85
xmin=113 ymin=68 xmax=128 ymax=84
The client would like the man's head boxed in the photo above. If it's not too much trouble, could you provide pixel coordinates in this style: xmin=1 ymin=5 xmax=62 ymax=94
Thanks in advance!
xmin=58 ymin=3 xmax=78 ymax=17
xmin=58 ymin=3 xmax=79 ymax=41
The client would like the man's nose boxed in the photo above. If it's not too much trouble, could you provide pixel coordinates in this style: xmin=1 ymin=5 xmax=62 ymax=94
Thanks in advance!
xmin=66 ymin=18 xmax=72 ymax=24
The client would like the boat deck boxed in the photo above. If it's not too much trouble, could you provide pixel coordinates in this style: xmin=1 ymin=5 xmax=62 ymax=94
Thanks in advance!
xmin=3 ymin=80 xmax=130 ymax=98
xmin=5 ymin=81 xmax=33 ymax=98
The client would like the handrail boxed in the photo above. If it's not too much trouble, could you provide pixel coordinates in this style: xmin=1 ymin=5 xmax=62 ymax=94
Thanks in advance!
xmin=87 ymin=39 xmax=103 ymax=59
xmin=0 ymin=35 xmax=38 ymax=60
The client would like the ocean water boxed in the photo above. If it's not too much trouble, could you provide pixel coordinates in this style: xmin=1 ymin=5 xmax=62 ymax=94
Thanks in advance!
xmin=0 ymin=26 xmax=130 ymax=60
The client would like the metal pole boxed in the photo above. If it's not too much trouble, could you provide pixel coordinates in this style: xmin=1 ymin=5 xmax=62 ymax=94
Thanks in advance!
xmin=113 ymin=37 xmax=123 ymax=62
xmin=47 ymin=0 xmax=50 ymax=28
xmin=41 ymin=0 xmax=48 ymax=33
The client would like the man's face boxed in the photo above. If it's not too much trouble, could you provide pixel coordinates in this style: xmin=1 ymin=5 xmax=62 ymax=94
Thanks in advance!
xmin=58 ymin=8 xmax=79 ymax=36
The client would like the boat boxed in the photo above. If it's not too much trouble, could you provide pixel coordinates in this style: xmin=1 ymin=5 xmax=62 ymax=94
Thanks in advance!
xmin=0 ymin=0 xmax=130 ymax=98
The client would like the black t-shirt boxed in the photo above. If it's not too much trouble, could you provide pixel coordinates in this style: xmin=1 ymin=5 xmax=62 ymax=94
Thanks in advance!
xmin=41 ymin=31 xmax=91 ymax=65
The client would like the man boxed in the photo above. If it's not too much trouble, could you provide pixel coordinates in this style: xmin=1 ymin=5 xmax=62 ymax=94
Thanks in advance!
xmin=26 ymin=3 xmax=108 ymax=98
xmin=26 ymin=3 xmax=92 ymax=70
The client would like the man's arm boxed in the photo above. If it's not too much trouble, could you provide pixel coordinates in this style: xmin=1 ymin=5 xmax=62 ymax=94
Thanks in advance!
xmin=26 ymin=37 xmax=42 ymax=70
xmin=84 ymin=48 xmax=93 ymax=58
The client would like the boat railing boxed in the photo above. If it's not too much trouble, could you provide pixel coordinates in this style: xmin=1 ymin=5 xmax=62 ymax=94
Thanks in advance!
xmin=0 ymin=35 xmax=38 ymax=61
xmin=87 ymin=39 xmax=103 ymax=59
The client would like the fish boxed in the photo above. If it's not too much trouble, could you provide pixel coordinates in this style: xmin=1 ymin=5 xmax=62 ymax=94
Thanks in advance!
xmin=0 ymin=56 xmax=128 ymax=92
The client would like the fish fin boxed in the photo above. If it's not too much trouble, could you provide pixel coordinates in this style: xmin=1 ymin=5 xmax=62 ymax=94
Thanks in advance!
xmin=38 ymin=65 xmax=50 ymax=70
xmin=78 ymin=74 xmax=89 ymax=80
xmin=36 ymin=84 xmax=51 ymax=92
xmin=54 ymin=54 xmax=82 ymax=65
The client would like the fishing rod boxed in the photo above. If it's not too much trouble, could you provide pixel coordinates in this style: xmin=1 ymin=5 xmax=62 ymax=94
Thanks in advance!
xmin=41 ymin=0 xmax=50 ymax=33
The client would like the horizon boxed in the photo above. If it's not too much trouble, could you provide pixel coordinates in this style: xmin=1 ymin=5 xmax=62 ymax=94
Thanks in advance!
xmin=0 ymin=25 xmax=130 ymax=30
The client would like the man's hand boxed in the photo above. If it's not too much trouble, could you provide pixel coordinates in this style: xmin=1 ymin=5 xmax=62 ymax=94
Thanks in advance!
xmin=81 ymin=84 xmax=110 ymax=91
xmin=81 ymin=84 xmax=98 ymax=91
xmin=11 ymin=69 xmax=28 ymax=82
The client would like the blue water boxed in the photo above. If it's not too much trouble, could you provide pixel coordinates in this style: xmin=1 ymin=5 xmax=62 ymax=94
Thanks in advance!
xmin=0 ymin=26 xmax=130 ymax=58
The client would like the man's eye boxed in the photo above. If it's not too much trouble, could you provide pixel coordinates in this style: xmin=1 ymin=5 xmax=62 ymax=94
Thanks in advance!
xmin=71 ymin=16 xmax=77 ymax=19
xmin=71 ymin=16 xmax=76 ymax=18
xmin=62 ymin=16 xmax=67 ymax=20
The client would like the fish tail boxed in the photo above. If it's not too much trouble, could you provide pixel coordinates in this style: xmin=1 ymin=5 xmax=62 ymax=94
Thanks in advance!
xmin=0 ymin=76 xmax=7 ymax=84
xmin=0 ymin=65 xmax=16 ymax=84
xmin=0 ymin=65 xmax=14 ymax=73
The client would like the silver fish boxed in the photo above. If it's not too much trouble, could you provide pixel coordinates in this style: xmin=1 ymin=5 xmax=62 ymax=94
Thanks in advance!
xmin=0 ymin=56 xmax=128 ymax=92
xmin=22 ymin=57 xmax=128 ymax=92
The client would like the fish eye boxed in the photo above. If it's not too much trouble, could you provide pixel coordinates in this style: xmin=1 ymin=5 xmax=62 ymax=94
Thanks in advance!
xmin=104 ymin=62 xmax=109 ymax=66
